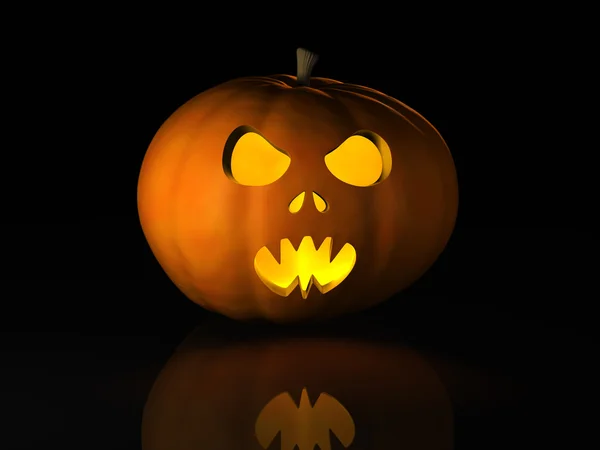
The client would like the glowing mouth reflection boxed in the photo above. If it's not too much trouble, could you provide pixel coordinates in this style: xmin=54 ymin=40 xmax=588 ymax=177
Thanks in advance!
xmin=254 ymin=237 xmax=357 ymax=299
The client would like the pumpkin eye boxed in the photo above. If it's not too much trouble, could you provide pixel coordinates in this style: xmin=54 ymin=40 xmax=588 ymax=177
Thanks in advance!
xmin=324 ymin=131 xmax=392 ymax=187
xmin=223 ymin=126 xmax=291 ymax=186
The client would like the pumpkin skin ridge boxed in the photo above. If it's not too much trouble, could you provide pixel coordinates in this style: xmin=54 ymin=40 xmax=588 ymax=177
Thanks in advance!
xmin=343 ymin=83 xmax=460 ymax=245
xmin=220 ymin=75 xmax=346 ymax=92
xmin=265 ymin=74 xmax=344 ymax=87
xmin=138 ymin=70 xmax=459 ymax=322
xmin=238 ymin=90 xmax=304 ymax=317
xmin=140 ymin=87 xmax=254 ymax=308
xmin=331 ymin=87 xmax=457 ymax=310
xmin=222 ymin=77 xmax=291 ymax=89
xmin=321 ymin=86 xmax=426 ymax=136
xmin=311 ymin=91 xmax=450 ymax=301
xmin=326 ymin=82 xmax=456 ymax=161
xmin=319 ymin=85 xmax=459 ymax=274
xmin=186 ymin=87 xmax=292 ymax=317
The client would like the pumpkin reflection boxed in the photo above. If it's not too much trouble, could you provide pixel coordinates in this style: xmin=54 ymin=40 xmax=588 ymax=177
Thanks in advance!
xmin=142 ymin=324 xmax=454 ymax=450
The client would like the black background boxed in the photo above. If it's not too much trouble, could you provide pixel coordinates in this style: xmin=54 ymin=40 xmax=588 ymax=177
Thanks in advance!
xmin=2 ymin=8 xmax=597 ymax=450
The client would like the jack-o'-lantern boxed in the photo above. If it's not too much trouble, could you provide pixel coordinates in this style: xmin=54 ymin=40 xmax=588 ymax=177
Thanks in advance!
xmin=141 ymin=319 xmax=454 ymax=450
xmin=137 ymin=48 xmax=459 ymax=322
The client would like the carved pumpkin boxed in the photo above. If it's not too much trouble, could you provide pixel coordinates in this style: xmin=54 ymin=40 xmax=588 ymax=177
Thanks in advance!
xmin=137 ymin=48 xmax=458 ymax=322
xmin=142 ymin=320 xmax=454 ymax=450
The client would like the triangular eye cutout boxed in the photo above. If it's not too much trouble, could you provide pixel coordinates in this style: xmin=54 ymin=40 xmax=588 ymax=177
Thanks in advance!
xmin=324 ymin=130 xmax=392 ymax=187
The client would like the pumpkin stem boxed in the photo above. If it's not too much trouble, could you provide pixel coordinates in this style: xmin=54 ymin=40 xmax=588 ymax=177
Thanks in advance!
xmin=296 ymin=48 xmax=319 ymax=87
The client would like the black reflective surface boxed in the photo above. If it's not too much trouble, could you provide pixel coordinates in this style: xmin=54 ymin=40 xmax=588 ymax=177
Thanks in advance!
xmin=2 ymin=17 xmax=596 ymax=450
xmin=2 ymin=305 xmax=594 ymax=450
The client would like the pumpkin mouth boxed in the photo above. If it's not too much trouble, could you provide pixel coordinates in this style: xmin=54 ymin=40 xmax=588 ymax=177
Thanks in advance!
xmin=254 ymin=237 xmax=356 ymax=299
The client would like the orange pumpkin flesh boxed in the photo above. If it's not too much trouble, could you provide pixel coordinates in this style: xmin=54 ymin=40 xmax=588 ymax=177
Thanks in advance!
xmin=137 ymin=49 xmax=458 ymax=322
xmin=142 ymin=324 xmax=454 ymax=450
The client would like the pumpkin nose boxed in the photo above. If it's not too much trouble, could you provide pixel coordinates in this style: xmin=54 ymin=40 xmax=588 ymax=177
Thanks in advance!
xmin=288 ymin=191 xmax=328 ymax=213
xmin=312 ymin=191 xmax=328 ymax=212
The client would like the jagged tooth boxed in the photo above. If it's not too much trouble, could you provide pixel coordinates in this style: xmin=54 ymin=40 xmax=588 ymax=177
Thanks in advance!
xmin=329 ymin=238 xmax=347 ymax=263
xmin=298 ymin=270 xmax=310 ymax=294
xmin=298 ymin=236 xmax=317 ymax=253
xmin=300 ymin=277 xmax=314 ymax=299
